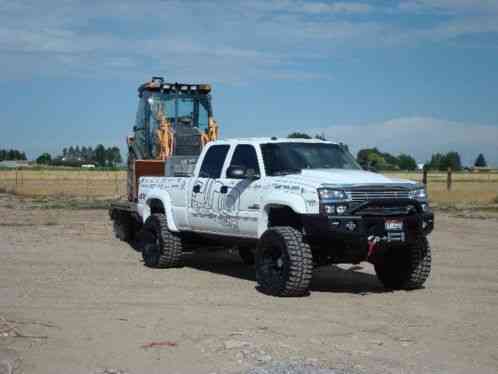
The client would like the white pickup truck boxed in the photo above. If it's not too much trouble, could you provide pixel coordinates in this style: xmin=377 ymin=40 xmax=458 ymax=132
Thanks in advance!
xmin=110 ymin=138 xmax=434 ymax=296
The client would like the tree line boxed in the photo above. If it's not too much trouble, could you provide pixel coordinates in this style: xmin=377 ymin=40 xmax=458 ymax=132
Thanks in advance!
xmin=286 ymin=133 xmax=489 ymax=171
xmin=0 ymin=149 xmax=27 ymax=161
xmin=37 ymin=145 xmax=122 ymax=167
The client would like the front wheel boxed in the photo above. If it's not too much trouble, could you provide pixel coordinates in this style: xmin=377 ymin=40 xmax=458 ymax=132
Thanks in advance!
xmin=374 ymin=237 xmax=432 ymax=290
xmin=255 ymin=226 xmax=313 ymax=297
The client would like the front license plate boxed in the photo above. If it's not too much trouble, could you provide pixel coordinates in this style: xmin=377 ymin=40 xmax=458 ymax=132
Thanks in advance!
xmin=385 ymin=219 xmax=403 ymax=231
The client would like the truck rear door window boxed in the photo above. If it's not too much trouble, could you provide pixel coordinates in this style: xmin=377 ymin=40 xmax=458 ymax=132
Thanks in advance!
xmin=199 ymin=145 xmax=230 ymax=178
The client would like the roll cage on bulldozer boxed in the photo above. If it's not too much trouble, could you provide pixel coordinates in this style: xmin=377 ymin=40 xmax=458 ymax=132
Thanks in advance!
xmin=126 ymin=76 xmax=219 ymax=201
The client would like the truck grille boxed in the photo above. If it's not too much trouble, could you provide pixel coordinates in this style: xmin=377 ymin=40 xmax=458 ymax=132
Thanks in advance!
xmin=347 ymin=188 xmax=410 ymax=202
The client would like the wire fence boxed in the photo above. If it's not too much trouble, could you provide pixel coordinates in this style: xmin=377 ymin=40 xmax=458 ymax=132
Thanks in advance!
xmin=0 ymin=169 xmax=497 ymax=204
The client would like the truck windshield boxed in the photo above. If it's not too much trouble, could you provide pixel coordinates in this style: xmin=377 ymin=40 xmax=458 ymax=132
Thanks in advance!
xmin=260 ymin=142 xmax=361 ymax=176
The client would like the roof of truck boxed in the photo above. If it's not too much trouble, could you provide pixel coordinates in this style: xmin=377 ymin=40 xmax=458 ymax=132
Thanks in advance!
xmin=212 ymin=137 xmax=339 ymax=145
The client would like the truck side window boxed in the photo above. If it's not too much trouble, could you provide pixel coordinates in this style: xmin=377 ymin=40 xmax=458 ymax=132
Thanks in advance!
xmin=199 ymin=145 xmax=230 ymax=178
xmin=229 ymin=145 xmax=260 ymax=176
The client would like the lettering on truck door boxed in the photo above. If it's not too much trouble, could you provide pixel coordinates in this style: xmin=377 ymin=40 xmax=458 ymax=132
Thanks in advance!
xmin=188 ymin=144 xmax=230 ymax=233
xmin=216 ymin=144 xmax=262 ymax=237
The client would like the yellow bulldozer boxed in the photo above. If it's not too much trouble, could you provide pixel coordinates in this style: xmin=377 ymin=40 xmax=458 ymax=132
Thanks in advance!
xmin=126 ymin=76 xmax=219 ymax=202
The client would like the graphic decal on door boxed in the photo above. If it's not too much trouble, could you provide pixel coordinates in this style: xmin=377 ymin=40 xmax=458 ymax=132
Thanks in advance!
xmin=190 ymin=179 xmax=248 ymax=229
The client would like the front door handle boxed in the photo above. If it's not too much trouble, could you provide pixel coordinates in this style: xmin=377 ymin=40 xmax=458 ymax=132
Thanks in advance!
xmin=193 ymin=185 xmax=201 ymax=193
xmin=220 ymin=186 xmax=228 ymax=194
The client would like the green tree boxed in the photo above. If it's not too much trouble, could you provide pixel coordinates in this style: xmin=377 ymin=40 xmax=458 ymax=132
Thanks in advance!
xmin=36 ymin=153 xmax=52 ymax=165
xmin=369 ymin=153 xmax=388 ymax=170
xmin=474 ymin=153 xmax=487 ymax=167
xmin=357 ymin=148 xmax=387 ymax=169
xmin=68 ymin=146 xmax=75 ymax=160
xmin=111 ymin=146 xmax=122 ymax=165
xmin=442 ymin=151 xmax=462 ymax=171
xmin=95 ymin=144 xmax=107 ymax=167
xmin=397 ymin=154 xmax=417 ymax=171
xmin=288 ymin=132 xmax=312 ymax=139
xmin=314 ymin=133 xmax=326 ymax=141
xmin=427 ymin=153 xmax=445 ymax=170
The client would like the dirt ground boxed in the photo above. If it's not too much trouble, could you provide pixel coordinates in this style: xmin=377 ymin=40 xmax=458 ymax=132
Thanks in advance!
xmin=1 ymin=193 xmax=498 ymax=374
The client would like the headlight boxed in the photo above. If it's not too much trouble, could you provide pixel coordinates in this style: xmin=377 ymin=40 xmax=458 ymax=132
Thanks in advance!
xmin=317 ymin=188 xmax=349 ymax=202
xmin=409 ymin=187 xmax=428 ymax=202
xmin=318 ymin=188 xmax=350 ymax=216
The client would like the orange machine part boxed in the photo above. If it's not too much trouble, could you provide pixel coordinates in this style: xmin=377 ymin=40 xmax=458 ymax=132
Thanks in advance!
xmin=133 ymin=160 xmax=166 ymax=200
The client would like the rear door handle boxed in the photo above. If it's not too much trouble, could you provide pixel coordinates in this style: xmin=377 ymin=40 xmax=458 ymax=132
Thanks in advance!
xmin=193 ymin=185 xmax=201 ymax=193
xmin=220 ymin=186 xmax=228 ymax=194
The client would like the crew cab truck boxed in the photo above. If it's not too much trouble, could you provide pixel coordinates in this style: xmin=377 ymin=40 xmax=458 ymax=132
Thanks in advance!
xmin=110 ymin=138 xmax=433 ymax=297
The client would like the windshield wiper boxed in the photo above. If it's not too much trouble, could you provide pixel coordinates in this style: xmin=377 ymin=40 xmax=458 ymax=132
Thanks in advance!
xmin=272 ymin=168 xmax=302 ymax=176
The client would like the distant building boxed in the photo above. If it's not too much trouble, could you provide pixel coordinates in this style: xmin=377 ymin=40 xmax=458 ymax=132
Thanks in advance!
xmin=81 ymin=164 xmax=96 ymax=169
xmin=417 ymin=163 xmax=425 ymax=171
xmin=0 ymin=160 xmax=29 ymax=168
xmin=469 ymin=166 xmax=493 ymax=173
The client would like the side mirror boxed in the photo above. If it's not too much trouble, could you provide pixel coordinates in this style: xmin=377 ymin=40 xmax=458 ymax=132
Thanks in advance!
xmin=245 ymin=168 xmax=260 ymax=179
xmin=227 ymin=165 xmax=246 ymax=179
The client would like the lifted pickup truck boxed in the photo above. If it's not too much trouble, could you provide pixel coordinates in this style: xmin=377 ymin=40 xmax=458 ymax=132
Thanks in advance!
xmin=110 ymin=138 xmax=433 ymax=296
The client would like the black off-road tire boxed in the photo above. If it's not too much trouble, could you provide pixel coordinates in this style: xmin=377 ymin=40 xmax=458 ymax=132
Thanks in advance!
xmin=113 ymin=217 xmax=134 ymax=242
xmin=141 ymin=213 xmax=183 ymax=268
xmin=238 ymin=246 xmax=255 ymax=265
xmin=374 ymin=237 xmax=431 ymax=290
xmin=255 ymin=226 xmax=313 ymax=297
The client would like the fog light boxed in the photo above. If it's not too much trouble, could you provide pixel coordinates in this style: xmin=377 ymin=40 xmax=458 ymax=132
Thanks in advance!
xmin=345 ymin=221 xmax=357 ymax=231
xmin=336 ymin=205 xmax=348 ymax=214
xmin=421 ymin=203 xmax=428 ymax=211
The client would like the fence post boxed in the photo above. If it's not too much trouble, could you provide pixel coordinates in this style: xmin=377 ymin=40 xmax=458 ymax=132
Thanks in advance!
xmin=447 ymin=167 xmax=452 ymax=191
xmin=422 ymin=169 xmax=428 ymax=186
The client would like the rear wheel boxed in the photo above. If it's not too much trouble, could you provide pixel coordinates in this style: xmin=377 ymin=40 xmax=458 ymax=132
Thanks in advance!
xmin=141 ymin=214 xmax=183 ymax=268
xmin=255 ymin=226 xmax=313 ymax=297
xmin=374 ymin=237 xmax=431 ymax=290
xmin=113 ymin=218 xmax=133 ymax=242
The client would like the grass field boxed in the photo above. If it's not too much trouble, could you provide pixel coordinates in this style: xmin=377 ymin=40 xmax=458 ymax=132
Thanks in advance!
xmin=385 ymin=171 xmax=498 ymax=205
xmin=1 ymin=169 xmax=497 ymax=206
xmin=0 ymin=170 xmax=127 ymax=199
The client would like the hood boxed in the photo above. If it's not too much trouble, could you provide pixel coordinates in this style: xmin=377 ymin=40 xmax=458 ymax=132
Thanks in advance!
xmin=275 ymin=169 xmax=417 ymax=189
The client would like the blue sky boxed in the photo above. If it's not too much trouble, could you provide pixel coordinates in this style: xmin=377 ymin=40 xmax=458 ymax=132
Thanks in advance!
xmin=1 ymin=0 xmax=497 ymax=165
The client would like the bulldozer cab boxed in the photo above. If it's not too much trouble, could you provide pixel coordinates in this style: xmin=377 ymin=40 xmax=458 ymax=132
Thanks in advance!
xmin=130 ymin=77 xmax=213 ymax=160
xmin=127 ymin=77 xmax=216 ymax=201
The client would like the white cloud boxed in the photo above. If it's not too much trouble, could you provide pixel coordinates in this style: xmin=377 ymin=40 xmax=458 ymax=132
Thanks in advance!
xmin=301 ymin=2 xmax=372 ymax=14
xmin=398 ymin=0 xmax=498 ymax=14
xmin=0 ymin=0 xmax=497 ymax=82
xmin=300 ymin=117 xmax=498 ymax=166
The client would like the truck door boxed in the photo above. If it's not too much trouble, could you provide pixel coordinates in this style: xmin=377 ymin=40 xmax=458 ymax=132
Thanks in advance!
xmin=216 ymin=144 xmax=262 ymax=237
xmin=188 ymin=144 xmax=230 ymax=233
